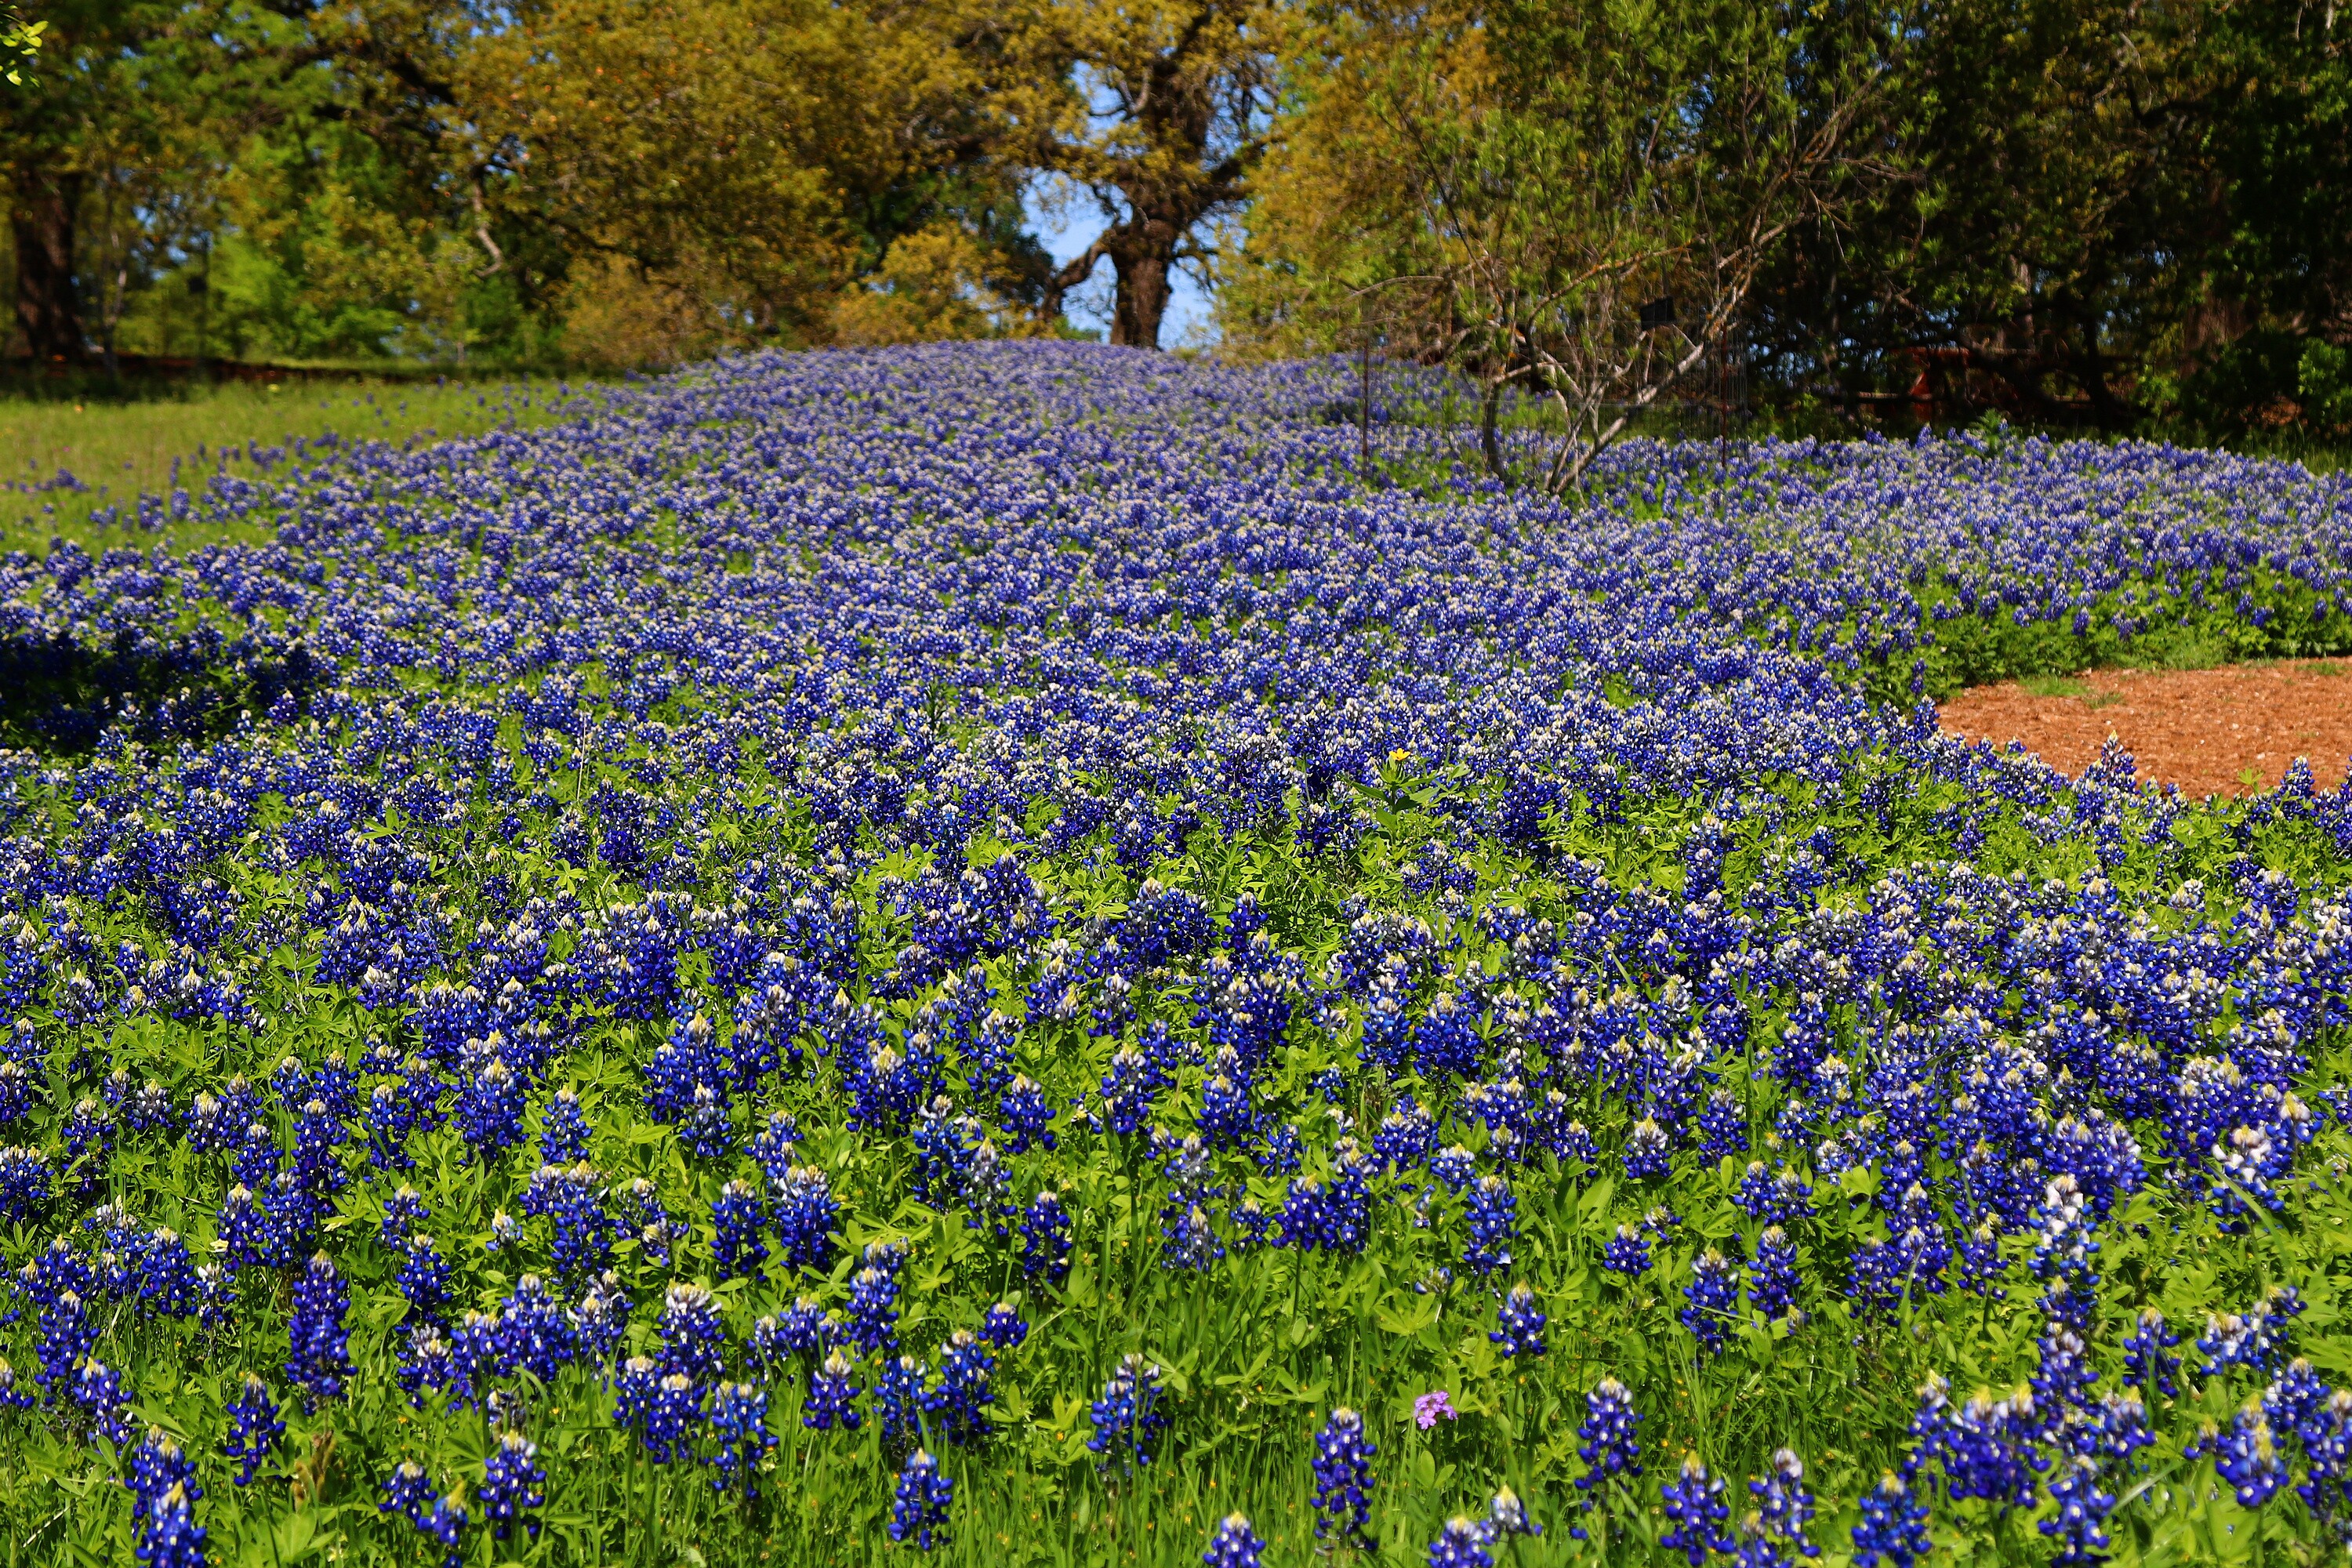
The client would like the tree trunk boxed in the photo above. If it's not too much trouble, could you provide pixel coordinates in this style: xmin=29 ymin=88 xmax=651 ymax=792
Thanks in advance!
xmin=1479 ymin=376 xmax=1508 ymax=488
xmin=1107 ymin=209 xmax=1181 ymax=348
xmin=11 ymin=171 xmax=85 ymax=361
xmin=1109 ymin=249 xmax=1171 ymax=348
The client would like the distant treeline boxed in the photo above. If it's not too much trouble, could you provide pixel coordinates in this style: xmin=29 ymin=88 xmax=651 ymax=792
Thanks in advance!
xmin=4 ymin=1 xmax=2347 ymax=445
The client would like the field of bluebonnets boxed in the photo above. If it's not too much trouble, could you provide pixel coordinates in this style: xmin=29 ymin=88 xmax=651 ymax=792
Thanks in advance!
xmin=1 ymin=340 xmax=2350 ymax=1567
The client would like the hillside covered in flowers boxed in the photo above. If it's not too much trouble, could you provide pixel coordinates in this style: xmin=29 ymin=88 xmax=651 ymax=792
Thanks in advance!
xmin=0 ymin=343 xmax=2349 ymax=1566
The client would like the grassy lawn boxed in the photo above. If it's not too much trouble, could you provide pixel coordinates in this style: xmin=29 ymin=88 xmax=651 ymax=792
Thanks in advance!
xmin=0 ymin=376 xmax=602 ymax=555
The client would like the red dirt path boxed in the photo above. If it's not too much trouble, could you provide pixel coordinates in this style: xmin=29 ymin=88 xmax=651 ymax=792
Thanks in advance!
xmin=1937 ymin=661 xmax=2352 ymax=797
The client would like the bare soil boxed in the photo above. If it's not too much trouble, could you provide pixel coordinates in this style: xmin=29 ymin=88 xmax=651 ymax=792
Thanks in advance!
xmin=1937 ymin=661 xmax=2352 ymax=796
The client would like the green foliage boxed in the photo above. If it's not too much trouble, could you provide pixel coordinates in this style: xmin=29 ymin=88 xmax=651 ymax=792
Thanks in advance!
xmin=0 ymin=377 xmax=605 ymax=553
xmin=0 ymin=701 xmax=2343 ymax=1563
xmin=1853 ymin=565 xmax=2352 ymax=707
xmin=2 ymin=0 xmax=1062 ymax=372
xmin=1738 ymin=0 xmax=2352 ymax=438
xmin=0 ymin=7 xmax=41 ymax=86
xmin=2300 ymin=339 xmax=2352 ymax=435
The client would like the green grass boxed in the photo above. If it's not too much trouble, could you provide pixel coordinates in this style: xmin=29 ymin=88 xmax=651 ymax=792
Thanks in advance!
xmin=0 ymin=377 xmax=601 ymax=555
xmin=2016 ymin=673 xmax=2126 ymax=708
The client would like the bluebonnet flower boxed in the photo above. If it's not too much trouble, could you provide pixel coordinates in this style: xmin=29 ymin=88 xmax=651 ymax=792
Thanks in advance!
xmin=572 ymin=1276 xmax=629 ymax=1369
xmin=1734 ymin=1161 xmax=1813 ymax=1225
xmin=805 ymin=1349 xmax=862 ymax=1431
xmin=997 ymin=1076 xmax=1056 ymax=1155
xmin=1698 ymin=1088 xmax=1748 ymax=1161
xmin=931 ymin=1330 xmax=994 ymax=1446
xmin=395 ymin=1327 xmax=459 ymax=1410
xmin=1492 ymin=1283 xmax=1548 ymax=1358
xmin=2079 ymin=1390 xmax=2155 ymax=1469
xmin=2292 ymin=1387 xmax=2352 ymax=1540
xmin=416 ymin=1493 xmax=470 ymax=1568
xmin=34 ymin=1285 xmax=96 ymax=1403
xmin=612 ymin=1354 xmax=660 ymax=1433
xmin=773 ymin=1163 xmax=839 ymax=1272
xmin=2122 ymin=1308 xmax=2180 ymax=1400
xmin=284 ymin=1255 xmax=352 ymax=1408
xmin=223 ymin=1375 xmax=282 ymax=1486
xmin=1229 ymin=1196 xmax=1273 ymax=1250
xmin=1849 ymin=1472 xmax=1932 ymax=1568
xmin=0 ymin=1144 xmax=49 ymax=1224
xmin=1623 ymin=1116 xmax=1671 ymax=1180
xmin=136 ymin=1229 xmax=199 ymax=1319
xmin=532 ymin=1164 xmax=617 ymax=1283
xmin=1737 ymin=1448 xmax=1818 ymax=1565
xmin=890 ymin=1448 xmax=954 ymax=1551
xmin=1577 ymin=1377 xmax=1644 ymax=1495
xmin=712 ymin=1180 xmax=768 ymax=1282
xmin=215 ymin=1186 xmax=273 ymax=1275
xmin=1310 ymin=1406 xmax=1374 ymax=1544
xmin=394 ymin=1234 xmax=453 ymax=1326
xmin=1907 ymin=1377 xmax=2042 ymax=1509
xmin=130 ymin=1428 xmax=201 ymax=1515
xmin=1161 ymin=1192 xmax=1225 ymax=1272
xmin=134 ymin=1482 xmax=205 ymax=1568
xmin=979 ymin=1301 xmax=1029 ymax=1349
xmin=379 ymin=1185 xmax=430 ymax=1248
xmin=2038 ymin=1455 xmax=2115 ymax=1566
xmin=1425 ymin=1516 xmax=1492 ymax=1568
xmin=656 ymin=1282 xmax=727 ymax=1381
xmin=481 ymin=1431 xmax=546 ymax=1541
xmin=878 ymin=1353 xmax=931 ymax=1452
xmin=847 ymin=1242 xmax=908 ymax=1353
xmin=61 ymin=1098 xmax=116 ymax=1199
xmin=2029 ymin=1174 xmax=2098 ymax=1288
xmin=2196 ymin=1399 xmax=2288 ymax=1508
xmin=401 ymin=1057 xmax=447 ymax=1138
xmin=230 ymin=1123 xmax=278 ymax=1195
xmin=1481 ymin=1485 xmax=1542 ymax=1543
xmin=760 ymin=1296 xmax=830 ymax=1362
xmin=452 ymin=1053 xmax=526 ymax=1163
xmin=494 ymin=1274 xmax=577 ymax=1383
xmin=1198 ymin=1061 xmax=1258 ymax=1151
xmin=1254 ymin=1120 xmax=1305 ymax=1178
xmin=707 ymin=1381 xmax=776 ymax=1499
xmin=379 ymin=1460 xmax=436 ymax=1525
xmin=1682 ymin=1248 xmax=1740 ymax=1353
xmin=641 ymin=1373 xmax=704 ymax=1465
xmin=746 ymin=1312 xmax=791 ymax=1373
xmin=1410 ymin=992 xmax=1482 ymax=1081
xmin=1661 ymin=1454 xmax=1735 ymax=1566
xmin=2198 ymin=1287 xmax=2303 ymax=1377
xmin=1018 ymin=1192 xmax=1073 ymax=1285
xmin=1202 ymin=1512 xmax=1265 ymax=1568
xmin=289 ymin=1098 xmax=345 ymax=1194
xmin=1098 ymin=1046 xmax=1163 ymax=1136
xmin=74 ymin=1358 xmax=132 ymax=1446
xmin=750 ymin=1110 xmax=800 ymax=1189
xmin=2032 ymin=1323 xmax=2099 ymax=1420
xmin=1374 ymin=1097 xmax=1439 ymax=1173
xmin=1750 ymin=1225 xmax=1801 ymax=1323
xmin=539 ymin=1087 xmax=593 ymax=1164
xmin=1087 ymin=1354 xmax=1170 ymax=1469
xmin=1600 ymin=1225 xmax=1651 ymax=1279
xmin=1464 ymin=1174 xmax=1517 ymax=1276
xmin=2263 ymin=1359 xmax=2331 ymax=1442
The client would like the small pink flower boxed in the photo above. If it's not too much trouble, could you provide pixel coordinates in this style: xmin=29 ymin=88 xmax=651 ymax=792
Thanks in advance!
xmin=1414 ymin=1389 xmax=1458 ymax=1429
